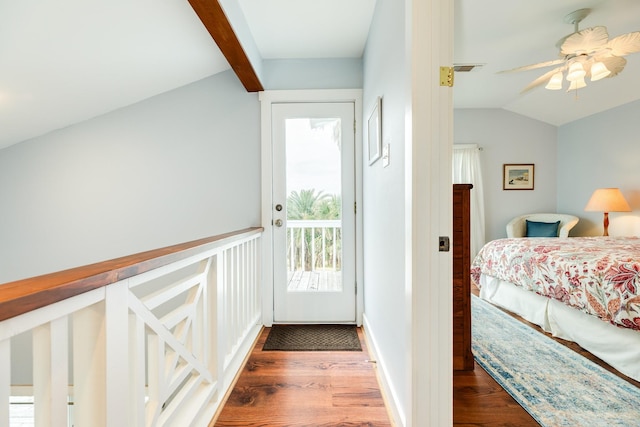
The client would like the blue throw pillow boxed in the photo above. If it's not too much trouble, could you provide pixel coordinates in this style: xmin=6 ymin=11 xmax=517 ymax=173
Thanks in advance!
xmin=526 ymin=220 xmax=560 ymax=237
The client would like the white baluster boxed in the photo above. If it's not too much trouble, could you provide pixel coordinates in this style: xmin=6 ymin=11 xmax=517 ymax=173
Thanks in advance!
xmin=288 ymin=228 xmax=294 ymax=271
xmin=33 ymin=316 xmax=68 ymax=427
xmin=333 ymin=227 xmax=338 ymax=271
xmin=73 ymin=301 xmax=106 ymax=427
xmin=311 ymin=227 xmax=316 ymax=271
xmin=241 ymin=242 xmax=248 ymax=331
xmin=203 ymin=256 xmax=214 ymax=371
xmin=146 ymin=333 xmax=164 ymax=426
xmin=322 ymin=227 xmax=326 ymax=270
xmin=129 ymin=312 xmax=146 ymax=427
xmin=0 ymin=339 xmax=9 ymax=427
xmin=301 ymin=228 xmax=306 ymax=272
xmin=216 ymin=251 xmax=226 ymax=388
xmin=232 ymin=246 xmax=238 ymax=349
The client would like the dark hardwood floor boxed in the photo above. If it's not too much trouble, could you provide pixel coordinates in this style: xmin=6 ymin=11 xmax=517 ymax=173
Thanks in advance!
xmin=212 ymin=327 xmax=392 ymax=426
xmin=213 ymin=288 xmax=640 ymax=426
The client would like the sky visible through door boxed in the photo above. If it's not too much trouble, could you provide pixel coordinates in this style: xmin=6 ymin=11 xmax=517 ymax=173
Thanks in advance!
xmin=285 ymin=118 xmax=341 ymax=197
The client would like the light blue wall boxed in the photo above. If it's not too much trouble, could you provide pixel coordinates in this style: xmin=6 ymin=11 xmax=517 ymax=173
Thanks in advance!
xmin=0 ymin=70 xmax=261 ymax=283
xmin=558 ymin=99 xmax=640 ymax=237
xmin=455 ymin=101 xmax=640 ymax=241
xmin=362 ymin=0 xmax=408 ymax=421
xmin=454 ymin=109 xmax=558 ymax=241
xmin=262 ymin=58 xmax=363 ymax=89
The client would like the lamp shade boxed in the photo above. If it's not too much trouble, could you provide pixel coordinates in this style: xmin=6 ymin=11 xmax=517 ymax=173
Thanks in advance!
xmin=590 ymin=61 xmax=611 ymax=81
xmin=545 ymin=72 xmax=564 ymax=90
xmin=567 ymin=77 xmax=586 ymax=92
xmin=567 ymin=62 xmax=586 ymax=81
xmin=584 ymin=188 xmax=631 ymax=212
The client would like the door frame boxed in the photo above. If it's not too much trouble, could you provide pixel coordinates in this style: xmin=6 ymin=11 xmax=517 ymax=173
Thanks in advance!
xmin=259 ymin=89 xmax=363 ymax=327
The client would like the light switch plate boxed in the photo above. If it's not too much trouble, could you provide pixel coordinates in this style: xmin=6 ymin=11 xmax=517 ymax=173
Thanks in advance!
xmin=382 ymin=143 xmax=390 ymax=168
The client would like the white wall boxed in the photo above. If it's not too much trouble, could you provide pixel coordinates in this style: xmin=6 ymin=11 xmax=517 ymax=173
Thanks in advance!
xmin=558 ymin=99 xmax=640 ymax=237
xmin=361 ymin=0 xmax=408 ymax=422
xmin=454 ymin=109 xmax=558 ymax=242
xmin=0 ymin=70 xmax=261 ymax=283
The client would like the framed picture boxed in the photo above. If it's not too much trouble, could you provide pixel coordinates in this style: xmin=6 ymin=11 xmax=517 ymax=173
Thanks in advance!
xmin=503 ymin=164 xmax=535 ymax=190
xmin=368 ymin=97 xmax=382 ymax=165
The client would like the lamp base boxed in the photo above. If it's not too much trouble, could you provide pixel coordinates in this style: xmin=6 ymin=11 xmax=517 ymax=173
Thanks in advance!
xmin=603 ymin=212 xmax=609 ymax=237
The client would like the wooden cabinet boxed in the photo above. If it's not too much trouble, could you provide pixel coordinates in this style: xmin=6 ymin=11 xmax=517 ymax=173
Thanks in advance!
xmin=453 ymin=184 xmax=474 ymax=371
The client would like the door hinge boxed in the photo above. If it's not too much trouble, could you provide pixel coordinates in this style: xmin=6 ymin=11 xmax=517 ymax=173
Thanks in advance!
xmin=439 ymin=66 xmax=454 ymax=87
xmin=355 ymin=281 xmax=357 ymax=295
xmin=354 ymin=202 xmax=357 ymax=214
xmin=353 ymin=119 xmax=356 ymax=132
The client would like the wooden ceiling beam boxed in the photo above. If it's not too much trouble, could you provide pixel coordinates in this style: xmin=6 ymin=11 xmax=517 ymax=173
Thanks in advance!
xmin=188 ymin=0 xmax=263 ymax=92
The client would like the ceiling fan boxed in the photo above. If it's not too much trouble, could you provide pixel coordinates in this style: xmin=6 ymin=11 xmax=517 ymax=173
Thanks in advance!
xmin=501 ymin=8 xmax=640 ymax=93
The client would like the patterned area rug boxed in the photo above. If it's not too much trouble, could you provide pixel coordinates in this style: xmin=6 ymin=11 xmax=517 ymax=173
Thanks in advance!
xmin=472 ymin=295 xmax=640 ymax=426
xmin=263 ymin=324 xmax=362 ymax=351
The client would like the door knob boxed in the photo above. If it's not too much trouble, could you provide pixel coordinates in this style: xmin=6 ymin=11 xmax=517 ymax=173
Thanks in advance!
xmin=275 ymin=219 xmax=283 ymax=227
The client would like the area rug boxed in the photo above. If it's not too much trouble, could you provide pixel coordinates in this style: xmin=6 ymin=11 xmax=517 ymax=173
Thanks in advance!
xmin=263 ymin=324 xmax=362 ymax=351
xmin=471 ymin=295 xmax=640 ymax=426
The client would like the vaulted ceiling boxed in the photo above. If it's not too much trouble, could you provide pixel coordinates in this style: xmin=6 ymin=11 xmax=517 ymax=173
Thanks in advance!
xmin=1 ymin=0 xmax=639 ymax=150
xmin=454 ymin=0 xmax=640 ymax=125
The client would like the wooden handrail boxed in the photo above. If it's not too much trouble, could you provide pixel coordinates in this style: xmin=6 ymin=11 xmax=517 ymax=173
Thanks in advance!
xmin=0 ymin=227 xmax=263 ymax=322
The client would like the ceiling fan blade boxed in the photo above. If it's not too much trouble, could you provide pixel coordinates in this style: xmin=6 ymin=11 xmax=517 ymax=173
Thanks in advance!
xmin=498 ymin=59 xmax=565 ymax=74
xmin=521 ymin=66 xmax=566 ymax=93
xmin=600 ymin=56 xmax=627 ymax=77
xmin=560 ymin=26 xmax=609 ymax=55
xmin=607 ymin=31 xmax=640 ymax=56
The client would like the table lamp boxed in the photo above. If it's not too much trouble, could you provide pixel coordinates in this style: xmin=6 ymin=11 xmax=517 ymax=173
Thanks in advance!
xmin=584 ymin=188 xmax=631 ymax=236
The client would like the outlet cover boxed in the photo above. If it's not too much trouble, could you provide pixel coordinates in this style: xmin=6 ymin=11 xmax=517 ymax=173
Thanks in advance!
xmin=382 ymin=143 xmax=390 ymax=168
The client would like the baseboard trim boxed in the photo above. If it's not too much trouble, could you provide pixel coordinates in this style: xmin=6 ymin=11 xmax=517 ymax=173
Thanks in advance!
xmin=362 ymin=313 xmax=405 ymax=427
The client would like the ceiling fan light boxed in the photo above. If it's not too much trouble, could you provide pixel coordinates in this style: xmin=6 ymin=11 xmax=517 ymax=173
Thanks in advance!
xmin=545 ymin=72 xmax=564 ymax=90
xmin=567 ymin=62 xmax=586 ymax=81
xmin=567 ymin=77 xmax=587 ymax=92
xmin=590 ymin=61 xmax=611 ymax=81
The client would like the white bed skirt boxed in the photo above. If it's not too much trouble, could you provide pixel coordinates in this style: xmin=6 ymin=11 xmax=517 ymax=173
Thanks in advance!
xmin=478 ymin=274 xmax=640 ymax=382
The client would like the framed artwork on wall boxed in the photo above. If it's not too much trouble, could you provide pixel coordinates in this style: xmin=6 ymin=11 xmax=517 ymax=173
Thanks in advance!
xmin=503 ymin=164 xmax=535 ymax=190
xmin=368 ymin=96 xmax=382 ymax=165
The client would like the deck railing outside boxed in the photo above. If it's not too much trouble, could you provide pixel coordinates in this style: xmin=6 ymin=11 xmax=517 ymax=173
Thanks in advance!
xmin=0 ymin=227 xmax=263 ymax=427
xmin=286 ymin=220 xmax=342 ymax=272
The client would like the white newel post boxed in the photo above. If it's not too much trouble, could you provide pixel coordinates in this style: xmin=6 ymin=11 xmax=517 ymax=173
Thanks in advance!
xmin=33 ymin=316 xmax=69 ymax=427
xmin=105 ymin=281 xmax=129 ymax=427
xmin=73 ymin=301 xmax=107 ymax=427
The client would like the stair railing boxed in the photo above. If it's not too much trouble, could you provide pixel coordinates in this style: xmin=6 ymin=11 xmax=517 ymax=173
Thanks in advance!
xmin=0 ymin=227 xmax=263 ymax=427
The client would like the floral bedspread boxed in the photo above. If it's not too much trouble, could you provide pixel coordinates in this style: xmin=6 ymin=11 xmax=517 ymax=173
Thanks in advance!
xmin=470 ymin=237 xmax=640 ymax=331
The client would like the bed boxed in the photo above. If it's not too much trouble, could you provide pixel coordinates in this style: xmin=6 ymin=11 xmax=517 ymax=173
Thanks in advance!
xmin=471 ymin=236 xmax=640 ymax=382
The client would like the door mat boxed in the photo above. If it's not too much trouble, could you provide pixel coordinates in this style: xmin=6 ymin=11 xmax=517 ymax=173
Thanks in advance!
xmin=263 ymin=324 xmax=362 ymax=351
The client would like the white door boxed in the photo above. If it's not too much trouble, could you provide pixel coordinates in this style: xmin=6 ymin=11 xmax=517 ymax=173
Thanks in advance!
xmin=271 ymin=102 xmax=356 ymax=323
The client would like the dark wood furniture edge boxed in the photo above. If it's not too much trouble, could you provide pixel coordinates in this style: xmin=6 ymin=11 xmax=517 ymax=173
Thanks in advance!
xmin=188 ymin=0 xmax=264 ymax=92
xmin=453 ymin=184 xmax=474 ymax=371
xmin=0 ymin=227 xmax=264 ymax=322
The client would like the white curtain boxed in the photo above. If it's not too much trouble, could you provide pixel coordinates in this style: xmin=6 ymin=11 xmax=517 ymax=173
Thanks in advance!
xmin=453 ymin=144 xmax=485 ymax=258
